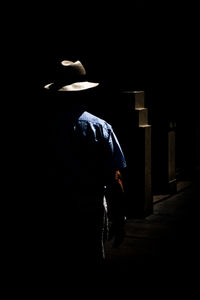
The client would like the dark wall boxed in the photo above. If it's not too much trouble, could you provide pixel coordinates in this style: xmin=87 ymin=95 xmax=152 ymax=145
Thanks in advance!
xmin=36 ymin=2 xmax=199 ymax=180
xmin=36 ymin=2 xmax=147 ymax=89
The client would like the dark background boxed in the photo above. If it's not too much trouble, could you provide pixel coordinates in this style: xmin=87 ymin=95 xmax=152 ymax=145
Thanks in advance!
xmin=6 ymin=0 xmax=199 ymax=183
xmin=4 ymin=1 xmax=200 ymax=284
xmin=29 ymin=1 xmax=198 ymax=113
xmin=13 ymin=1 xmax=198 ymax=191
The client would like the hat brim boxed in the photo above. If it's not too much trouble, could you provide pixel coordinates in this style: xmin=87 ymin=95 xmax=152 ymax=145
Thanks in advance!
xmin=44 ymin=81 xmax=99 ymax=92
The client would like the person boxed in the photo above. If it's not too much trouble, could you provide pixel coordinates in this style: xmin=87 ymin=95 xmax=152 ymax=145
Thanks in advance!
xmin=40 ymin=59 xmax=127 ymax=273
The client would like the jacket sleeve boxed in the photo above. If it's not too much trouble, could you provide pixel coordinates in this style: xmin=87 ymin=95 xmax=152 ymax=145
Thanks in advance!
xmin=107 ymin=126 xmax=127 ymax=172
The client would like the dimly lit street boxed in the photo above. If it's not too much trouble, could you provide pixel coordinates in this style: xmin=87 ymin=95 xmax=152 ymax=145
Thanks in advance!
xmin=105 ymin=175 xmax=200 ymax=272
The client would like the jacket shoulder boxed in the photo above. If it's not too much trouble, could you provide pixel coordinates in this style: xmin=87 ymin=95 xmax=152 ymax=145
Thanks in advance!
xmin=78 ymin=111 xmax=112 ymax=130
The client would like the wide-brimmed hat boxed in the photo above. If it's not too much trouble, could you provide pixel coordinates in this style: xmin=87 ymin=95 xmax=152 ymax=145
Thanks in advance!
xmin=44 ymin=60 xmax=99 ymax=92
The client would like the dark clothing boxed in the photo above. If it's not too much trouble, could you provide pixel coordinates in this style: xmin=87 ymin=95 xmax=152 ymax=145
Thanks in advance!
xmin=41 ymin=107 xmax=126 ymax=267
xmin=48 ymin=109 xmax=126 ymax=188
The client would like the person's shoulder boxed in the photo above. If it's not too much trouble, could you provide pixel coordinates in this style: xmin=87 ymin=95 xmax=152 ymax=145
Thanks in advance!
xmin=78 ymin=111 xmax=112 ymax=129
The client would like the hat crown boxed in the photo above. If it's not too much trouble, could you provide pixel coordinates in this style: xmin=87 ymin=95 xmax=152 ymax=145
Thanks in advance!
xmin=54 ymin=60 xmax=86 ymax=83
xmin=61 ymin=60 xmax=86 ymax=76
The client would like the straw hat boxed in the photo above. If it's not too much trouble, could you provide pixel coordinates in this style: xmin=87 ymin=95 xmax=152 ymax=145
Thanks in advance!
xmin=44 ymin=60 xmax=99 ymax=92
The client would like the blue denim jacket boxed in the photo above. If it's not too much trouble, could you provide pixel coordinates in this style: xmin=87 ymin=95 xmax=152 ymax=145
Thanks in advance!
xmin=46 ymin=109 xmax=127 ymax=260
xmin=48 ymin=109 xmax=126 ymax=201
xmin=77 ymin=111 xmax=127 ymax=171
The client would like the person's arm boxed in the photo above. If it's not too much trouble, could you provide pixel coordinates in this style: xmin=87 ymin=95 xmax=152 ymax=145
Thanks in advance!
xmin=104 ymin=170 xmax=126 ymax=248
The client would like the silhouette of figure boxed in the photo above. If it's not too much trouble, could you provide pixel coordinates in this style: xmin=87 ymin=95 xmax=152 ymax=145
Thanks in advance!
xmin=40 ymin=59 xmax=127 ymax=272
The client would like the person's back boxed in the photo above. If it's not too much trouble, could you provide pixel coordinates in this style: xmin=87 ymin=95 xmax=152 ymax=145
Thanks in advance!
xmin=39 ymin=59 xmax=127 ymax=273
